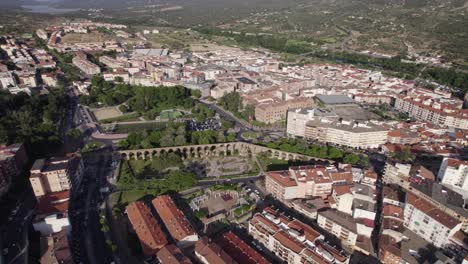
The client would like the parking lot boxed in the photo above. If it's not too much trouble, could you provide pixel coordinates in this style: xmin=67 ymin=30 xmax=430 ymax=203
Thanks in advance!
xmin=187 ymin=117 xmax=221 ymax=131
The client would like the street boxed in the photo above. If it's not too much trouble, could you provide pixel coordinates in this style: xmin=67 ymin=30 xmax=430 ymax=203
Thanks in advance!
xmin=69 ymin=150 xmax=114 ymax=264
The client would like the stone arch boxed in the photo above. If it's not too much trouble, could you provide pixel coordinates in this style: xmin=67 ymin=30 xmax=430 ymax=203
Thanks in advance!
xmin=121 ymin=152 xmax=128 ymax=160
xmin=136 ymin=152 xmax=143 ymax=160
xmin=280 ymin=152 xmax=287 ymax=160
xmin=160 ymin=149 xmax=167 ymax=157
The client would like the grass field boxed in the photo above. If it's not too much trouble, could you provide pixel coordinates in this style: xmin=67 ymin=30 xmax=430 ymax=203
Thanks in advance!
xmin=159 ymin=109 xmax=183 ymax=119
xmin=100 ymin=113 xmax=141 ymax=123
xmin=113 ymin=122 xmax=168 ymax=133
xmin=61 ymin=32 xmax=114 ymax=44
xmin=92 ymin=106 xmax=122 ymax=121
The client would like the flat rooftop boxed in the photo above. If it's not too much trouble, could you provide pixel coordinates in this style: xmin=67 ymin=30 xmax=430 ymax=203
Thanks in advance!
xmin=316 ymin=94 xmax=356 ymax=105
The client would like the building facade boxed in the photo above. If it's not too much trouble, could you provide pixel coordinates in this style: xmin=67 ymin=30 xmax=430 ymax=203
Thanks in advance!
xmin=29 ymin=155 xmax=84 ymax=197
xmin=437 ymin=158 xmax=468 ymax=192
xmin=404 ymin=192 xmax=461 ymax=248
xmin=126 ymin=201 xmax=168 ymax=256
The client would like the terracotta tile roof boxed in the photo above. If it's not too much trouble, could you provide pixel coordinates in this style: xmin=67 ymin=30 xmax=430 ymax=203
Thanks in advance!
xmin=273 ymin=230 xmax=305 ymax=254
xmin=195 ymin=237 xmax=237 ymax=264
xmin=406 ymin=192 xmax=460 ymax=229
xmin=301 ymin=248 xmax=328 ymax=264
xmin=318 ymin=210 xmax=357 ymax=233
xmin=126 ymin=201 xmax=168 ymax=256
xmin=382 ymin=218 xmax=404 ymax=232
xmin=250 ymin=213 xmax=280 ymax=234
xmin=379 ymin=235 xmax=401 ymax=258
xmin=333 ymin=185 xmax=352 ymax=196
xmin=330 ymin=172 xmax=353 ymax=184
xmin=288 ymin=220 xmax=322 ymax=242
xmin=290 ymin=166 xmax=333 ymax=184
xmin=36 ymin=190 xmax=70 ymax=216
xmin=152 ymin=195 xmax=197 ymax=242
xmin=266 ymin=171 xmax=298 ymax=187
xmin=315 ymin=240 xmax=348 ymax=263
xmin=364 ymin=170 xmax=378 ymax=180
xmin=446 ymin=158 xmax=468 ymax=168
xmin=216 ymin=231 xmax=269 ymax=264
xmin=382 ymin=204 xmax=404 ymax=219
xmin=156 ymin=244 xmax=192 ymax=264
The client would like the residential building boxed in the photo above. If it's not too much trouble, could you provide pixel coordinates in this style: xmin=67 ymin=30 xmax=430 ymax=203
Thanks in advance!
xmin=286 ymin=108 xmax=336 ymax=138
xmin=404 ymin=192 xmax=462 ymax=248
xmin=383 ymin=162 xmax=412 ymax=184
xmin=0 ymin=143 xmax=27 ymax=196
xmin=437 ymin=158 xmax=468 ymax=192
xmin=72 ymin=53 xmax=101 ymax=75
xmin=194 ymin=237 xmax=236 ymax=264
xmin=0 ymin=71 xmax=17 ymax=89
xmin=41 ymin=72 xmax=58 ymax=87
xmin=333 ymin=185 xmax=354 ymax=215
xmin=378 ymin=235 xmax=402 ymax=264
xmin=99 ymin=55 xmax=128 ymax=69
xmin=248 ymin=207 xmax=349 ymax=264
xmin=156 ymin=244 xmax=192 ymax=264
xmin=29 ymin=155 xmax=84 ymax=197
xmin=265 ymin=165 xmax=334 ymax=202
xmin=216 ymin=231 xmax=269 ymax=264
xmin=255 ymin=98 xmax=313 ymax=124
xmin=40 ymin=229 xmax=72 ymax=264
xmin=304 ymin=118 xmax=388 ymax=149
xmin=317 ymin=210 xmax=360 ymax=249
xmin=152 ymin=195 xmax=199 ymax=248
xmin=126 ymin=201 xmax=168 ymax=256
xmin=394 ymin=96 xmax=468 ymax=129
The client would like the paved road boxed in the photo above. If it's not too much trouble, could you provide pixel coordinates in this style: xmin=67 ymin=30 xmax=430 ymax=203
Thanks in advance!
xmin=198 ymin=99 xmax=285 ymax=133
xmin=1 ymin=188 xmax=37 ymax=264
xmin=70 ymin=152 xmax=114 ymax=264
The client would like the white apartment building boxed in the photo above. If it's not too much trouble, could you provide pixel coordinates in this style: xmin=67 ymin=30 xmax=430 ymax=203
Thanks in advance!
xmin=404 ymin=192 xmax=461 ymax=248
xmin=248 ymin=208 xmax=348 ymax=264
xmin=317 ymin=210 xmax=359 ymax=249
xmin=437 ymin=158 xmax=468 ymax=192
xmin=0 ymin=71 xmax=17 ymax=89
xmin=305 ymin=119 xmax=388 ymax=149
xmin=287 ymin=108 xmax=337 ymax=138
xmin=383 ymin=162 xmax=412 ymax=184
xmin=99 ymin=55 xmax=128 ymax=69
xmin=394 ymin=96 xmax=468 ymax=129
xmin=72 ymin=56 xmax=101 ymax=75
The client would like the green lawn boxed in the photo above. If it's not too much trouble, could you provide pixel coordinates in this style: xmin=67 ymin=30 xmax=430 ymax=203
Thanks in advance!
xmin=119 ymin=190 xmax=151 ymax=204
xmin=241 ymin=131 xmax=259 ymax=140
xmin=100 ymin=113 xmax=141 ymax=123
xmin=159 ymin=109 xmax=183 ymax=119
xmin=113 ymin=122 xmax=168 ymax=133
xmin=82 ymin=141 xmax=105 ymax=152
xmin=256 ymin=153 xmax=289 ymax=171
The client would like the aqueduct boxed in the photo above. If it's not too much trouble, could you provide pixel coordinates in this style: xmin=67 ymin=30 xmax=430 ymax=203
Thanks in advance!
xmin=117 ymin=142 xmax=331 ymax=163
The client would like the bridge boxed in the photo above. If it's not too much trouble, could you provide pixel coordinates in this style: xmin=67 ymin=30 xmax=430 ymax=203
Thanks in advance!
xmin=117 ymin=142 xmax=330 ymax=163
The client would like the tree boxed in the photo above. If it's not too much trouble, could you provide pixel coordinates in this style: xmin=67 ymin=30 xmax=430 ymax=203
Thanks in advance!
xmin=221 ymin=120 xmax=234 ymax=130
xmin=160 ymin=134 xmax=175 ymax=147
xmin=67 ymin=129 xmax=81 ymax=139
xmin=119 ymin=105 xmax=129 ymax=113
xmin=327 ymin=146 xmax=343 ymax=159
xmin=226 ymin=132 xmax=236 ymax=142
xmin=217 ymin=131 xmax=226 ymax=143
xmin=218 ymin=92 xmax=241 ymax=113
xmin=174 ymin=135 xmax=187 ymax=146
xmin=343 ymin=153 xmax=360 ymax=165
